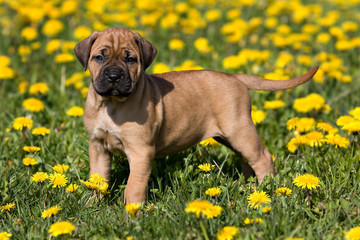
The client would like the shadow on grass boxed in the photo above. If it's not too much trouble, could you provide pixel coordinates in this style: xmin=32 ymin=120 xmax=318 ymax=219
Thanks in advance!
xmin=108 ymin=144 xmax=245 ymax=203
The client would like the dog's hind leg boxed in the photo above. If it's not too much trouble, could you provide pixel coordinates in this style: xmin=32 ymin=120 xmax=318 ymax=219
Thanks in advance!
xmin=213 ymin=137 xmax=255 ymax=180
xmin=222 ymin=120 xmax=275 ymax=184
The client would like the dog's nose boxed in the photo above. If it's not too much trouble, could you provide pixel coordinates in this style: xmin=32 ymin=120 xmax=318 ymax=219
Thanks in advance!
xmin=105 ymin=68 xmax=123 ymax=82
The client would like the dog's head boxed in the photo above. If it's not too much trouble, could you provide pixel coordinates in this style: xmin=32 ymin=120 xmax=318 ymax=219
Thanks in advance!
xmin=74 ymin=28 xmax=157 ymax=98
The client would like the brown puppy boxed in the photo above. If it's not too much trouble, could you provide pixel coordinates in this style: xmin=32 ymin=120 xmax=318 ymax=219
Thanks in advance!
xmin=74 ymin=28 xmax=318 ymax=203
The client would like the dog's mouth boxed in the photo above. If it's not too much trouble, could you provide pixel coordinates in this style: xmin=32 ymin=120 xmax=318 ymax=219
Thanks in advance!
xmin=93 ymin=69 xmax=133 ymax=97
xmin=93 ymin=81 xmax=133 ymax=97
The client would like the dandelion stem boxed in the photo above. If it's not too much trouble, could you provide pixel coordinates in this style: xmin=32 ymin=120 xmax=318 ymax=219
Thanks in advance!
xmin=60 ymin=65 xmax=66 ymax=94
xmin=306 ymin=190 xmax=311 ymax=207
xmin=22 ymin=128 xmax=26 ymax=143
xmin=199 ymin=218 xmax=210 ymax=240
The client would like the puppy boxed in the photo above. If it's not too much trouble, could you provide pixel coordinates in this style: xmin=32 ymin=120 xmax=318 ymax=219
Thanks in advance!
xmin=74 ymin=28 xmax=318 ymax=203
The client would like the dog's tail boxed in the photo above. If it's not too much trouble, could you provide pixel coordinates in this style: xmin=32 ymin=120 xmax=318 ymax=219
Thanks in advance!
xmin=233 ymin=66 xmax=319 ymax=91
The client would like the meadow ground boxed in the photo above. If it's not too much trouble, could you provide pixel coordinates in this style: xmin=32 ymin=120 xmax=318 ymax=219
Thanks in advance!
xmin=0 ymin=0 xmax=360 ymax=239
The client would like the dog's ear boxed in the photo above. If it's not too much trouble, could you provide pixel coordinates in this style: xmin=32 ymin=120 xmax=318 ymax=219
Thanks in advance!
xmin=74 ymin=32 xmax=98 ymax=71
xmin=134 ymin=33 xmax=157 ymax=70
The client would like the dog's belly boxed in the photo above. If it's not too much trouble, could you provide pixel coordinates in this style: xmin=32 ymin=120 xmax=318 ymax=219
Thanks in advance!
xmin=91 ymin=126 xmax=125 ymax=155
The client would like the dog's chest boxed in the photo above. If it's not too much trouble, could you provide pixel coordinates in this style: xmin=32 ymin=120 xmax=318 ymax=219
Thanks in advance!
xmin=91 ymin=126 xmax=125 ymax=155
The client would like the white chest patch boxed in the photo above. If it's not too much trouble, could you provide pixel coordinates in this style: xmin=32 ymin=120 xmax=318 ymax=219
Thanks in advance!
xmin=92 ymin=127 xmax=125 ymax=155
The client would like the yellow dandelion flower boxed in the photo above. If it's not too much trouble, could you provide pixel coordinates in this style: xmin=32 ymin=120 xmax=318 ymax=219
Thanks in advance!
xmin=287 ymin=117 xmax=299 ymax=131
xmin=244 ymin=217 xmax=263 ymax=225
xmin=217 ymin=226 xmax=239 ymax=240
xmin=0 ymin=231 xmax=12 ymax=240
xmin=264 ymin=100 xmax=285 ymax=110
xmin=194 ymin=38 xmax=212 ymax=54
xmin=89 ymin=173 xmax=107 ymax=184
xmin=18 ymin=81 xmax=29 ymax=94
xmin=198 ymin=163 xmax=215 ymax=172
xmin=146 ymin=204 xmax=156 ymax=212
xmin=324 ymin=134 xmax=350 ymax=149
xmin=293 ymin=93 xmax=325 ymax=113
xmin=74 ymin=26 xmax=92 ymax=40
xmin=22 ymin=98 xmax=45 ymax=112
xmin=31 ymin=127 xmax=50 ymax=136
xmin=345 ymin=226 xmax=360 ymax=240
xmin=13 ymin=117 xmax=33 ymax=131
xmin=48 ymin=173 xmax=68 ymax=188
xmin=18 ymin=45 xmax=31 ymax=56
xmin=247 ymin=190 xmax=271 ymax=209
xmin=80 ymin=180 xmax=99 ymax=190
xmin=227 ymin=9 xmax=241 ymax=20
xmin=342 ymin=121 xmax=360 ymax=133
xmin=29 ymin=83 xmax=49 ymax=95
xmin=21 ymin=27 xmax=38 ymax=41
xmin=55 ymin=53 xmax=75 ymax=63
xmin=160 ymin=12 xmax=179 ymax=29
xmin=125 ymin=203 xmax=141 ymax=217
xmin=337 ymin=116 xmax=356 ymax=127
xmin=46 ymin=39 xmax=61 ymax=54
xmin=42 ymin=19 xmax=64 ymax=37
xmin=81 ymin=175 xmax=109 ymax=195
xmin=81 ymin=87 xmax=89 ymax=98
xmin=295 ymin=118 xmax=316 ymax=133
xmin=23 ymin=146 xmax=41 ymax=153
xmin=275 ymin=187 xmax=292 ymax=196
xmin=169 ymin=39 xmax=185 ymax=51
xmin=293 ymin=173 xmax=320 ymax=190
xmin=262 ymin=206 xmax=272 ymax=213
xmin=0 ymin=55 xmax=11 ymax=67
xmin=316 ymin=122 xmax=336 ymax=133
xmin=66 ymin=106 xmax=84 ymax=117
xmin=66 ymin=184 xmax=79 ymax=192
xmin=297 ymin=55 xmax=313 ymax=66
xmin=41 ymin=205 xmax=62 ymax=218
xmin=185 ymin=200 xmax=212 ymax=217
xmin=305 ymin=131 xmax=324 ymax=147
xmin=53 ymin=164 xmax=69 ymax=173
xmin=203 ymin=205 xmax=223 ymax=219
xmin=200 ymin=138 xmax=219 ymax=146
xmin=48 ymin=221 xmax=75 ymax=237
xmin=152 ymin=63 xmax=171 ymax=74
xmin=31 ymin=42 xmax=41 ymax=50
xmin=349 ymin=107 xmax=360 ymax=120
xmin=205 ymin=187 xmax=222 ymax=197
xmin=174 ymin=60 xmax=203 ymax=71
xmin=222 ymin=55 xmax=247 ymax=70
xmin=205 ymin=9 xmax=221 ymax=22
xmin=0 ymin=202 xmax=15 ymax=212
xmin=0 ymin=66 xmax=16 ymax=79
xmin=185 ymin=200 xmax=223 ymax=219
xmin=22 ymin=157 xmax=38 ymax=166
xmin=316 ymin=32 xmax=331 ymax=43
xmin=341 ymin=75 xmax=352 ymax=83
xmin=31 ymin=172 xmax=48 ymax=182
xmin=251 ymin=110 xmax=266 ymax=125
xmin=98 ymin=182 xmax=110 ymax=195
xmin=290 ymin=135 xmax=310 ymax=150
xmin=61 ymin=0 xmax=78 ymax=15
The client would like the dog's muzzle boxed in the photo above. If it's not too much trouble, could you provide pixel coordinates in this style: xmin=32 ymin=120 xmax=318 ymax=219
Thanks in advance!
xmin=94 ymin=67 xmax=133 ymax=97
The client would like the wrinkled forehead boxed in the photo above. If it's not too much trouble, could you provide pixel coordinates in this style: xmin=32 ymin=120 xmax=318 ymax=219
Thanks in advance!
xmin=92 ymin=30 xmax=139 ymax=55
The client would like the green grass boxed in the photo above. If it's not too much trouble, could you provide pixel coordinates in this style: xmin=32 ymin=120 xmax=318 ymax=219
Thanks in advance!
xmin=1 ymin=0 xmax=360 ymax=239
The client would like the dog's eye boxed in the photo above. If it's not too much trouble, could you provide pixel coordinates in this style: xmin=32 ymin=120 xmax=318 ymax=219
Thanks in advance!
xmin=126 ymin=57 xmax=137 ymax=64
xmin=94 ymin=55 xmax=105 ymax=63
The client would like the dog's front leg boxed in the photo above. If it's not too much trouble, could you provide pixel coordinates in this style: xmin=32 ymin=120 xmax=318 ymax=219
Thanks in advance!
xmin=124 ymin=150 xmax=154 ymax=203
xmin=89 ymin=141 xmax=113 ymax=181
